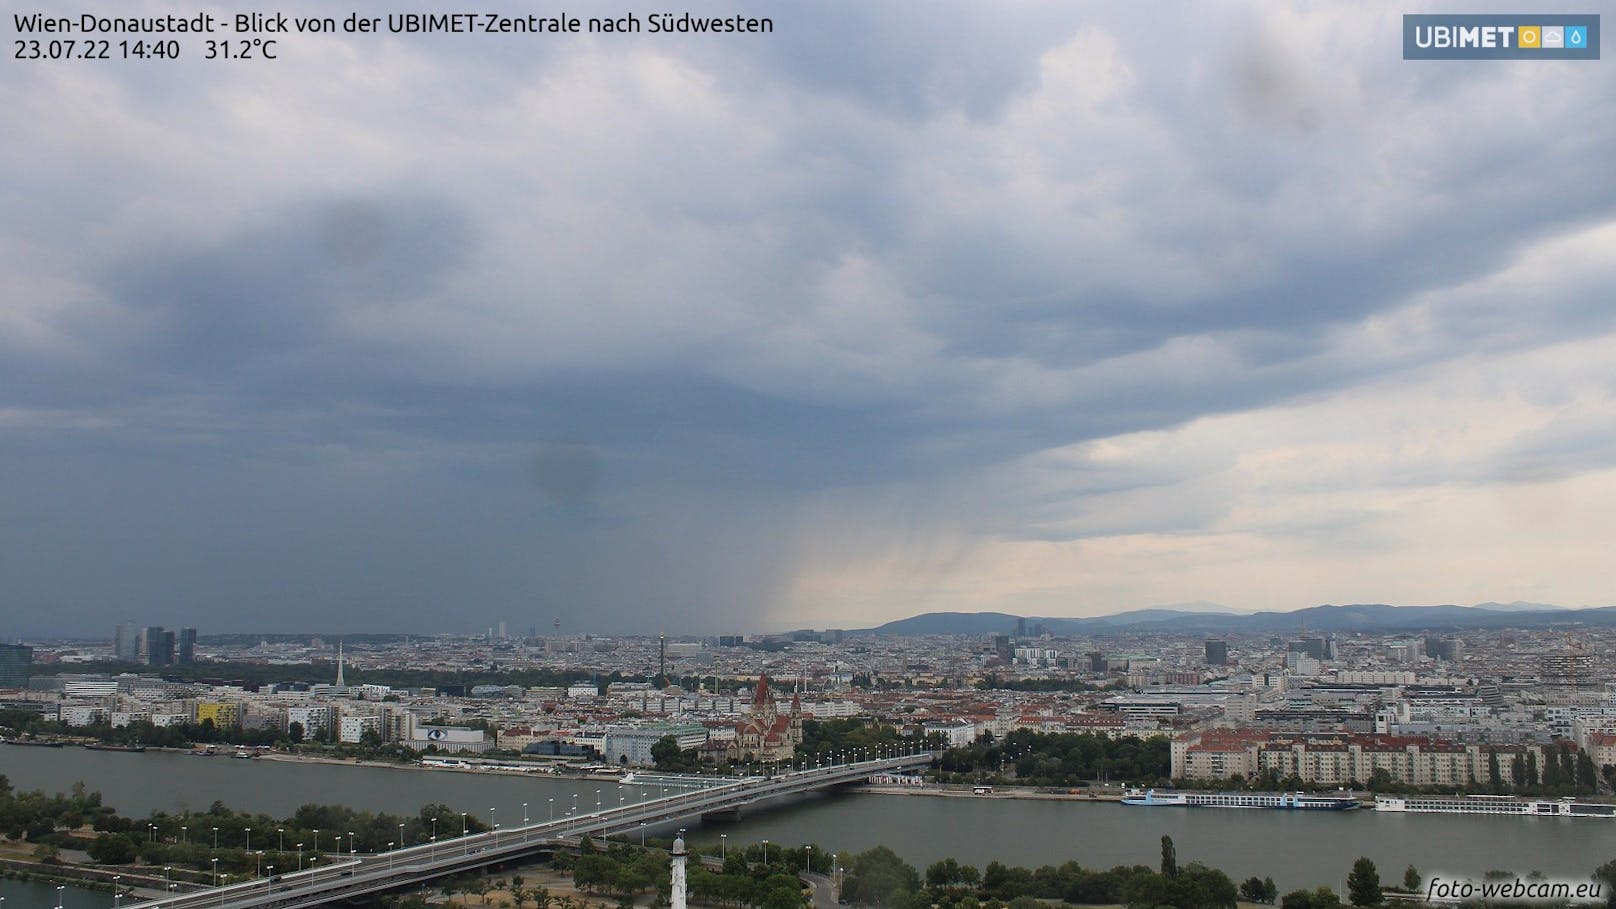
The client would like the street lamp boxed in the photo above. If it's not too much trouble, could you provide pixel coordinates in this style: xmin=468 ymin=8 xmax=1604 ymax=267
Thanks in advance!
xmin=348 ymin=832 xmax=357 ymax=856
xmin=523 ymin=802 xmax=529 ymax=826
xmin=387 ymin=843 xmax=394 ymax=869
xmin=762 ymin=840 xmax=768 ymax=866
xmin=277 ymin=827 xmax=285 ymax=852
xmin=804 ymin=844 xmax=812 ymax=873
xmin=113 ymin=874 xmax=122 ymax=909
xmin=182 ymin=826 xmax=188 ymax=845
xmin=595 ymin=789 xmax=602 ymax=813
xmin=720 ymin=834 xmax=726 ymax=860
xmin=639 ymin=822 xmax=647 ymax=846
xmin=213 ymin=826 xmax=219 ymax=849
xmin=398 ymin=823 xmax=405 ymax=848
xmin=461 ymin=813 xmax=468 ymax=855
xmin=245 ymin=827 xmax=251 ymax=852
xmin=254 ymin=852 xmax=263 ymax=877
xmin=149 ymin=824 xmax=157 ymax=843
xmin=296 ymin=843 xmax=304 ymax=872
xmin=55 ymin=885 xmax=64 ymax=909
xmin=313 ymin=829 xmax=320 ymax=856
xmin=212 ymin=857 xmax=219 ymax=886
xmin=548 ymin=797 xmax=554 ymax=821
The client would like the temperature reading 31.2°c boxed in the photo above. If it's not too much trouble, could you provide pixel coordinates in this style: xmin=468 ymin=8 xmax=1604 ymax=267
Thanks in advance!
xmin=205 ymin=38 xmax=277 ymax=59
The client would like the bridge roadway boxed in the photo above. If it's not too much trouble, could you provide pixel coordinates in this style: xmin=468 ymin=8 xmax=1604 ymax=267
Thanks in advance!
xmin=128 ymin=753 xmax=934 ymax=909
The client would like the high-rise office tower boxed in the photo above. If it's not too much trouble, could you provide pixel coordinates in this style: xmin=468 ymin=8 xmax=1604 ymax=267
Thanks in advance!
xmin=114 ymin=622 xmax=139 ymax=662
xmin=140 ymin=626 xmax=163 ymax=664
xmin=178 ymin=627 xmax=197 ymax=664
xmin=0 ymin=644 xmax=32 ymax=688
xmin=1204 ymin=640 xmax=1229 ymax=666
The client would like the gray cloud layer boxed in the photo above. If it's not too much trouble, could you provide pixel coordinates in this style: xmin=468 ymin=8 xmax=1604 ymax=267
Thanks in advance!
xmin=4 ymin=0 xmax=1615 ymax=634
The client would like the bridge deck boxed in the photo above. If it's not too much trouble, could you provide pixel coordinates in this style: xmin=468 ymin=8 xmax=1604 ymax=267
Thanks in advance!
xmin=126 ymin=754 xmax=934 ymax=909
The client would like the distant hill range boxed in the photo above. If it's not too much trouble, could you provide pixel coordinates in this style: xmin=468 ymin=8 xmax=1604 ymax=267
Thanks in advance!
xmin=860 ymin=602 xmax=1616 ymax=636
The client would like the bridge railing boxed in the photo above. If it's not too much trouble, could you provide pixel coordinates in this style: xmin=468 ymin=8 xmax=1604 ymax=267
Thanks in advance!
xmin=124 ymin=754 xmax=935 ymax=909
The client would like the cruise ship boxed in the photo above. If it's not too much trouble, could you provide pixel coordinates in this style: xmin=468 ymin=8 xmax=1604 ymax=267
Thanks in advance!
xmin=1375 ymin=795 xmax=1616 ymax=818
xmin=1122 ymin=789 xmax=1360 ymax=810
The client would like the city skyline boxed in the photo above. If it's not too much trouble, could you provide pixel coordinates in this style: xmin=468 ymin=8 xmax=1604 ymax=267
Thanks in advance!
xmin=5 ymin=2 xmax=1615 ymax=636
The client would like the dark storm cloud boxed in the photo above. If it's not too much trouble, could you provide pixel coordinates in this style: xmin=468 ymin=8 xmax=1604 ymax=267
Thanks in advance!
xmin=4 ymin=0 xmax=1616 ymax=632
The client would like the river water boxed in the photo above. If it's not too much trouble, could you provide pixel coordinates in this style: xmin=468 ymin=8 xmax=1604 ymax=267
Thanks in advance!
xmin=2 ymin=746 xmax=1613 ymax=901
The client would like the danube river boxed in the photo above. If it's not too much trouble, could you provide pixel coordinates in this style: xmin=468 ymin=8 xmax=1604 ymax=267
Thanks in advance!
xmin=3 ymin=746 xmax=1614 ymax=899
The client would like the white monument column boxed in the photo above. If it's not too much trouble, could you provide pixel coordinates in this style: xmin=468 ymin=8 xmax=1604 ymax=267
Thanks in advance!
xmin=670 ymin=829 xmax=688 ymax=909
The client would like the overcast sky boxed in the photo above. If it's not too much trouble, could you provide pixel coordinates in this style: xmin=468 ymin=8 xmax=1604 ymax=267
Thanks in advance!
xmin=4 ymin=1 xmax=1615 ymax=636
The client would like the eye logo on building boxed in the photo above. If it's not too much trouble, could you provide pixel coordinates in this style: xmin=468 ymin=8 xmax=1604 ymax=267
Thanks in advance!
xmin=1404 ymin=14 xmax=1599 ymax=59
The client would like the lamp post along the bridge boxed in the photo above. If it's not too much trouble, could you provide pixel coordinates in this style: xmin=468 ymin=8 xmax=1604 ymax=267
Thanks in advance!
xmin=720 ymin=834 xmax=726 ymax=860
xmin=523 ymin=802 xmax=529 ymax=826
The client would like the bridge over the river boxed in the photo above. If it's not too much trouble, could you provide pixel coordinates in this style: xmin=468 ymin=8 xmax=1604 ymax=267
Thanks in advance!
xmin=128 ymin=752 xmax=934 ymax=909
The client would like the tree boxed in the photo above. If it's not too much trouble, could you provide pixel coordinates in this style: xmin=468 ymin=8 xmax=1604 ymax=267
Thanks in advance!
xmin=650 ymin=736 xmax=682 ymax=769
xmin=88 ymin=833 xmax=138 ymax=864
xmin=1347 ymin=857 xmax=1381 ymax=906
xmin=1160 ymin=835 xmax=1178 ymax=878
xmin=1281 ymin=889 xmax=1315 ymax=909
xmin=288 ymin=721 xmax=305 ymax=744
xmin=927 ymin=858 xmax=970 ymax=890
xmin=1579 ymin=752 xmax=1599 ymax=792
xmin=1242 ymin=876 xmax=1281 ymax=903
xmin=1592 ymin=859 xmax=1616 ymax=909
xmin=1401 ymin=866 xmax=1420 ymax=892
